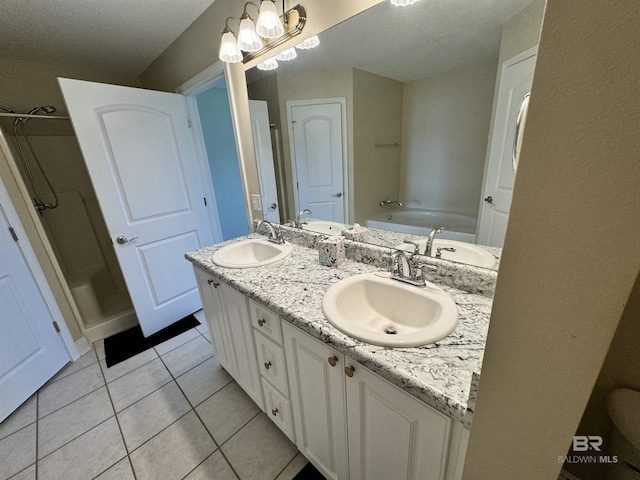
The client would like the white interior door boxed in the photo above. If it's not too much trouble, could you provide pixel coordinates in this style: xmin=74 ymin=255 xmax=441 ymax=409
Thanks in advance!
xmin=0 ymin=193 xmax=69 ymax=422
xmin=288 ymin=99 xmax=346 ymax=223
xmin=249 ymin=100 xmax=281 ymax=223
xmin=477 ymin=48 xmax=537 ymax=247
xmin=59 ymin=78 xmax=214 ymax=337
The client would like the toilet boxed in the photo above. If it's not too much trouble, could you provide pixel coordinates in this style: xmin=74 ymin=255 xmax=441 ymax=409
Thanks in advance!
xmin=606 ymin=388 xmax=640 ymax=479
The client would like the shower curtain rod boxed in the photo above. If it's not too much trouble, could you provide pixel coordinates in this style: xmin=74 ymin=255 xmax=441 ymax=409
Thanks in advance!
xmin=0 ymin=112 xmax=70 ymax=120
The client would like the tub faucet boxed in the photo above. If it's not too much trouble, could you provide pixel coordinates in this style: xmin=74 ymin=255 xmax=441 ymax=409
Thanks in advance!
xmin=390 ymin=250 xmax=426 ymax=287
xmin=380 ymin=199 xmax=403 ymax=207
xmin=256 ymin=220 xmax=285 ymax=244
xmin=425 ymin=227 xmax=443 ymax=257
xmin=294 ymin=209 xmax=312 ymax=228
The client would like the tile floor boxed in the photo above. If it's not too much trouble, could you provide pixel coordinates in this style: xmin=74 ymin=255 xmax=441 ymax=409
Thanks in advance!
xmin=0 ymin=312 xmax=309 ymax=480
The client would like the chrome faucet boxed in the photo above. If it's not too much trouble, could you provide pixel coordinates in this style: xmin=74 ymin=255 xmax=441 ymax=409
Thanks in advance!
xmin=402 ymin=239 xmax=420 ymax=255
xmin=380 ymin=199 xmax=403 ymax=207
xmin=294 ymin=209 xmax=312 ymax=228
xmin=425 ymin=227 xmax=443 ymax=257
xmin=256 ymin=220 xmax=285 ymax=244
xmin=390 ymin=250 xmax=426 ymax=287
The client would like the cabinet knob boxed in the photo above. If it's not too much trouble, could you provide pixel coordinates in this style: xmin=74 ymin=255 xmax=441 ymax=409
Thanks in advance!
xmin=328 ymin=356 xmax=338 ymax=367
xmin=271 ymin=408 xmax=279 ymax=416
xmin=207 ymin=279 xmax=219 ymax=288
xmin=264 ymin=361 xmax=272 ymax=370
xmin=345 ymin=365 xmax=355 ymax=377
xmin=258 ymin=318 xmax=266 ymax=327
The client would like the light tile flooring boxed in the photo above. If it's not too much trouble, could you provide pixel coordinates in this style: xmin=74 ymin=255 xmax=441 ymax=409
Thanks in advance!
xmin=0 ymin=312 xmax=309 ymax=480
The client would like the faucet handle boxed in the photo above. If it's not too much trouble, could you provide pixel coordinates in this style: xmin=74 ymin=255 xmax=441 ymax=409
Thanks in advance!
xmin=403 ymin=239 xmax=420 ymax=255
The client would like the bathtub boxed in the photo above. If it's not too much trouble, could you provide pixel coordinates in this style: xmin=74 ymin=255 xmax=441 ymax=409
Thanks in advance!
xmin=366 ymin=208 xmax=477 ymax=243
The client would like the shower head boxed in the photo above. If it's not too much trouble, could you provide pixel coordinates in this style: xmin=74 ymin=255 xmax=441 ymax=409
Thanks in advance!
xmin=28 ymin=106 xmax=56 ymax=115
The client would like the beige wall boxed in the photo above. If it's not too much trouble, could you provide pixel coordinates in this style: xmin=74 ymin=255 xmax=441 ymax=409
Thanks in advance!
xmin=462 ymin=1 xmax=640 ymax=479
xmin=400 ymin=60 xmax=497 ymax=217
xmin=352 ymin=69 xmax=403 ymax=224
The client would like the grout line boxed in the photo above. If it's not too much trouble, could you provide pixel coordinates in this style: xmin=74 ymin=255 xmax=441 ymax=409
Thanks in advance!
xmin=152 ymin=328 xmax=203 ymax=357
xmin=95 ymin=343 xmax=138 ymax=480
xmin=45 ymin=355 xmax=99 ymax=387
xmin=37 ymin=381 xmax=106 ymax=422
xmin=126 ymin=409 xmax=193 ymax=456
xmin=273 ymin=452 xmax=304 ymax=480
xmin=99 ymin=351 xmax=158 ymax=385
xmin=89 ymin=454 xmax=129 ymax=480
xmin=36 ymin=416 xmax=115 ymax=463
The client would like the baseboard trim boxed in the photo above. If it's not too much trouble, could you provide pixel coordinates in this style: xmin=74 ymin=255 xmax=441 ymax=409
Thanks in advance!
xmin=74 ymin=336 xmax=91 ymax=357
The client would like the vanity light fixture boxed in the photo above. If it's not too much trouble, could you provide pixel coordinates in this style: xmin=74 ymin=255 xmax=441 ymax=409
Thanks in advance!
xmin=275 ymin=47 xmax=297 ymax=61
xmin=218 ymin=2 xmax=307 ymax=64
xmin=257 ymin=57 xmax=279 ymax=70
xmin=390 ymin=0 xmax=421 ymax=5
xmin=237 ymin=4 xmax=264 ymax=52
xmin=294 ymin=34 xmax=319 ymax=50
xmin=256 ymin=0 xmax=285 ymax=38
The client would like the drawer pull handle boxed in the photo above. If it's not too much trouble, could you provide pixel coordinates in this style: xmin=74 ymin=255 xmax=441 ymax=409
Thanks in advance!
xmin=345 ymin=366 xmax=355 ymax=377
xmin=264 ymin=361 xmax=272 ymax=370
xmin=258 ymin=318 xmax=266 ymax=327
xmin=207 ymin=279 xmax=219 ymax=288
xmin=328 ymin=356 xmax=338 ymax=367
xmin=271 ymin=408 xmax=279 ymax=416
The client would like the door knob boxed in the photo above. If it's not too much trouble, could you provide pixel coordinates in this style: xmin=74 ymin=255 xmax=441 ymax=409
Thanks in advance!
xmin=333 ymin=192 xmax=343 ymax=198
xmin=116 ymin=235 xmax=138 ymax=244
xmin=484 ymin=196 xmax=494 ymax=204
xmin=270 ymin=203 xmax=277 ymax=210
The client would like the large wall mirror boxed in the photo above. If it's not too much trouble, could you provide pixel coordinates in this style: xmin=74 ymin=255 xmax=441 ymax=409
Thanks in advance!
xmin=243 ymin=0 xmax=545 ymax=271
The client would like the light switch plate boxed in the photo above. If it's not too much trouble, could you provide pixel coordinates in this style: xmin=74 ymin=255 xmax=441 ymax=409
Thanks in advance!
xmin=251 ymin=194 xmax=263 ymax=211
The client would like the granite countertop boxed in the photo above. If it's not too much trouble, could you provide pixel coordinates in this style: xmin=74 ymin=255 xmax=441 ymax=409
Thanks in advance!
xmin=186 ymin=233 xmax=492 ymax=426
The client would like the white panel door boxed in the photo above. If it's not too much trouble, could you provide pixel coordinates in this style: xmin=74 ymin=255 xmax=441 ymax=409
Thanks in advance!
xmin=288 ymin=100 xmax=346 ymax=222
xmin=59 ymin=78 xmax=214 ymax=337
xmin=477 ymin=49 xmax=537 ymax=247
xmin=249 ymin=100 xmax=281 ymax=223
xmin=0 ymin=201 xmax=68 ymax=422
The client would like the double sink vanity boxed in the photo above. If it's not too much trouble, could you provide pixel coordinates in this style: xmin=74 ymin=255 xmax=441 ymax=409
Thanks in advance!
xmin=186 ymin=223 xmax=495 ymax=480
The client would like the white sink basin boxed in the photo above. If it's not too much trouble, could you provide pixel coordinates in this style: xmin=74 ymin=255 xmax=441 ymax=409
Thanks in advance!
xmin=212 ymin=238 xmax=292 ymax=269
xmin=322 ymin=272 xmax=458 ymax=347
xmin=396 ymin=239 xmax=497 ymax=269
xmin=302 ymin=220 xmax=346 ymax=235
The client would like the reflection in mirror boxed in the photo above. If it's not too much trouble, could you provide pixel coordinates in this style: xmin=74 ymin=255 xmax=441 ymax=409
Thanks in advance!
xmin=245 ymin=0 xmax=545 ymax=270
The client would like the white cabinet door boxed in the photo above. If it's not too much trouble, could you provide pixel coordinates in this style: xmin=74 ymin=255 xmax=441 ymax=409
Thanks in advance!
xmin=193 ymin=267 xmax=263 ymax=409
xmin=283 ymin=323 xmax=348 ymax=480
xmin=193 ymin=267 xmax=232 ymax=370
xmin=345 ymin=361 xmax=452 ymax=480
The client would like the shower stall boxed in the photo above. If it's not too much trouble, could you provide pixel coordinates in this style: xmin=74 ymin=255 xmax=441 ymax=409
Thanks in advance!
xmin=0 ymin=105 xmax=136 ymax=342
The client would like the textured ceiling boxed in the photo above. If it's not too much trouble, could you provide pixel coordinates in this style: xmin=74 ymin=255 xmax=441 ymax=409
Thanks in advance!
xmin=0 ymin=0 xmax=217 ymax=76
xmin=252 ymin=0 xmax=538 ymax=83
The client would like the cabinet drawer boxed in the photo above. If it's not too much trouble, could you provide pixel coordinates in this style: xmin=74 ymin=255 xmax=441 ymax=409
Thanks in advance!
xmin=254 ymin=331 xmax=289 ymax=396
xmin=249 ymin=299 xmax=282 ymax=344
xmin=262 ymin=379 xmax=295 ymax=443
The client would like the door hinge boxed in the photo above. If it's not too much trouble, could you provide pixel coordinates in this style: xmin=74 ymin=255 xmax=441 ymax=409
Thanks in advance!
xmin=203 ymin=197 xmax=207 ymax=206
xmin=187 ymin=116 xmax=192 ymax=128
xmin=53 ymin=321 xmax=61 ymax=333
xmin=9 ymin=227 xmax=18 ymax=242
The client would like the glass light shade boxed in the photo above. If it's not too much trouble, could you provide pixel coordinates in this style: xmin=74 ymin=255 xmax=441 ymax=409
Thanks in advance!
xmin=257 ymin=57 xmax=278 ymax=71
xmin=390 ymin=0 xmax=421 ymax=5
xmin=256 ymin=1 xmax=284 ymax=39
xmin=237 ymin=18 xmax=263 ymax=52
xmin=219 ymin=31 xmax=243 ymax=63
xmin=275 ymin=47 xmax=297 ymax=61
xmin=295 ymin=35 xmax=320 ymax=50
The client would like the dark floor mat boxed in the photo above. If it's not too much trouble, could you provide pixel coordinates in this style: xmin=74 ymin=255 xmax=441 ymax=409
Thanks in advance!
xmin=104 ymin=314 xmax=200 ymax=367
xmin=293 ymin=462 xmax=326 ymax=480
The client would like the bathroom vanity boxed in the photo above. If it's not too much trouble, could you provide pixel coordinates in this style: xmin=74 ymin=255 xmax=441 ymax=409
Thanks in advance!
xmin=186 ymin=229 xmax=493 ymax=480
